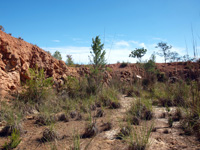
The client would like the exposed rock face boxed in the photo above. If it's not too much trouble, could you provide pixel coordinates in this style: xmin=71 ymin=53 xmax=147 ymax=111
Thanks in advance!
xmin=0 ymin=30 xmax=69 ymax=94
xmin=1 ymin=30 xmax=199 ymax=96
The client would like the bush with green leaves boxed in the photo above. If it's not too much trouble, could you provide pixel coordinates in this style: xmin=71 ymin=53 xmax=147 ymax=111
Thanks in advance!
xmin=53 ymin=51 xmax=62 ymax=60
xmin=128 ymin=99 xmax=153 ymax=121
xmin=66 ymin=55 xmax=74 ymax=66
xmin=0 ymin=101 xmax=23 ymax=137
xmin=180 ymin=81 xmax=200 ymax=139
xmin=129 ymin=47 xmax=147 ymax=62
xmin=98 ymin=87 xmax=120 ymax=109
xmin=2 ymin=129 xmax=21 ymax=150
xmin=72 ymin=130 xmax=81 ymax=150
xmin=155 ymin=42 xmax=172 ymax=63
xmin=87 ymin=36 xmax=106 ymax=95
xmin=19 ymin=67 xmax=53 ymax=103
xmin=120 ymin=61 xmax=128 ymax=68
xmin=127 ymin=123 xmax=153 ymax=150
xmin=151 ymin=81 xmax=190 ymax=107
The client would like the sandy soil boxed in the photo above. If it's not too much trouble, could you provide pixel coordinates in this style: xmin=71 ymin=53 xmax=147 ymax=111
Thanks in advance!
xmin=0 ymin=95 xmax=200 ymax=150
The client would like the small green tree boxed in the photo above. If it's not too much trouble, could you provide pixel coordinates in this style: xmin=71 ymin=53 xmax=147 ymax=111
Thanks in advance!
xmin=46 ymin=51 xmax=51 ymax=55
xmin=87 ymin=36 xmax=106 ymax=94
xmin=182 ymin=54 xmax=193 ymax=62
xmin=129 ymin=47 xmax=147 ymax=62
xmin=53 ymin=51 xmax=62 ymax=60
xmin=155 ymin=42 xmax=172 ymax=63
xmin=144 ymin=53 xmax=157 ymax=73
xmin=21 ymin=67 xmax=53 ymax=103
xmin=66 ymin=55 xmax=74 ymax=66
xmin=169 ymin=51 xmax=181 ymax=62
xmin=89 ymin=36 xmax=106 ymax=71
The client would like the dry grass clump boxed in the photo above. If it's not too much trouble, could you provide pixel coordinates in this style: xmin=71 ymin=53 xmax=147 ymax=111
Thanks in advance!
xmin=0 ymin=102 xmax=24 ymax=137
xmin=35 ymin=113 xmax=56 ymax=126
xmin=116 ymin=126 xmax=132 ymax=140
xmin=127 ymin=124 xmax=153 ymax=150
xmin=81 ymin=122 xmax=98 ymax=138
xmin=2 ymin=129 xmax=21 ymax=150
xmin=41 ymin=127 xmax=59 ymax=142
xmin=150 ymin=80 xmax=200 ymax=140
xmin=151 ymin=81 xmax=190 ymax=107
xmin=95 ymin=108 xmax=104 ymax=117
xmin=127 ymin=99 xmax=153 ymax=122
xmin=56 ymin=113 xmax=69 ymax=122
xmin=99 ymin=122 xmax=112 ymax=132
xmin=98 ymin=87 xmax=121 ymax=109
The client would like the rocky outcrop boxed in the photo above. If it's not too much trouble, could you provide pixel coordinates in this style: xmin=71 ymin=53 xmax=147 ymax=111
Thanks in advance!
xmin=1 ymin=30 xmax=199 ymax=96
xmin=0 ymin=31 xmax=69 ymax=94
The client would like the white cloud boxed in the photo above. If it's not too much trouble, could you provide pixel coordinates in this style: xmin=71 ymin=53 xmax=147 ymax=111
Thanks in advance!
xmin=152 ymin=37 xmax=167 ymax=41
xmin=115 ymin=40 xmax=130 ymax=47
xmin=139 ymin=43 xmax=146 ymax=48
xmin=72 ymin=38 xmax=81 ymax=41
xmin=52 ymin=40 xmax=60 ymax=43
xmin=42 ymin=39 xmax=189 ymax=64
xmin=116 ymin=34 xmax=126 ymax=37
xmin=171 ymin=47 xmax=185 ymax=54
xmin=42 ymin=46 xmax=91 ymax=64
xmin=130 ymin=40 xmax=147 ymax=48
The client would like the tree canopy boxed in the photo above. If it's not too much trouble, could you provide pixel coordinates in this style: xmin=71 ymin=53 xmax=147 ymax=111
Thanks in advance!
xmin=155 ymin=42 xmax=172 ymax=63
xmin=129 ymin=47 xmax=147 ymax=62
xmin=53 ymin=51 xmax=62 ymax=60
xmin=89 ymin=36 xmax=106 ymax=70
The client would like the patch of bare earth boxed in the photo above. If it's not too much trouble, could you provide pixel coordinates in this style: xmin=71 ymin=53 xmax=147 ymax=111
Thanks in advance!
xmin=149 ymin=107 xmax=200 ymax=150
xmin=1 ymin=96 xmax=200 ymax=150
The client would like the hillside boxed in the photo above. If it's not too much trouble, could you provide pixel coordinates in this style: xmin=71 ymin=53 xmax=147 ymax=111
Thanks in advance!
xmin=0 ymin=31 xmax=71 ymax=95
xmin=1 ymin=30 xmax=200 ymax=96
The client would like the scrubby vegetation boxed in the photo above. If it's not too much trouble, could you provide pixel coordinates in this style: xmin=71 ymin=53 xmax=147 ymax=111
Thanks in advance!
xmin=0 ymin=36 xmax=200 ymax=149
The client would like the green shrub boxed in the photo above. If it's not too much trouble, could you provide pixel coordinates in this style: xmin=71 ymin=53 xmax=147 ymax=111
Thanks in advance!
xmin=109 ymin=75 xmax=127 ymax=94
xmin=86 ymin=73 xmax=99 ymax=95
xmin=66 ymin=55 xmax=74 ymax=66
xmin=181 ymin=81 xmax=200 ymax=139
xmin=98 ymin=87 xmax=120 ymax=109
xmin=126 ymin=86 xmax=141 ymax=97
xmin=128 ymin=99 xmax=153 ymax=120
xmin=157 ymin=72 xmax=166 ymax=82
xmin=2 ymin=129 xmax=21 ymax=150
xmin=64 ymin=76 xmax=81 ymax=98
xmin=0 ymin=102 xmax=23 ymax=137
xmin=150 ymin=82 xmax=189 ymax=107
xmin=143 ymin=60 xmax=156 ymax=74
xmin=106 ymin=67 xmax=113 ymax=73
xmin=120 ymin=61 xmax=128 ymax=68
xmin=19 ymin=67 xmax=53 ymax=103
xmin=72 ymin=130 xmax=80 ymax=150
xmin=127 ymin=123 xmax=153 ymax=150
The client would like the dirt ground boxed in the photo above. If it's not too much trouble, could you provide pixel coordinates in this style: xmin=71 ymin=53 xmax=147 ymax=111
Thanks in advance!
xmin=0 ymin=95 xmax=200 ymax=150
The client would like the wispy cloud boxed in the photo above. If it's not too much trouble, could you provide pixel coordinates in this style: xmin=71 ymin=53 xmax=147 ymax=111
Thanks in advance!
xmin=130 ymin=40 xmax=147 ymax=48
xmin=72 ymin=38 xmax=89 ymax=44
xmin=43 ymin=39 xmax=188 ymax=64
xmin=115 ymin=40 xmax=130 ymax=47
xmin=152 ymin=37 xmax=167 ymax=41
xmin=72 ymin=38 xmax=82 ymax=41
xmin=42 ymin=46 xmax=91 ymax=64
xmin=116 ymin=34 xmax=126 ymax=37
xmin=171 ymin=47 xmax=186 ymax=54
xmin=52 ymin=40 xmax=60 ymax=43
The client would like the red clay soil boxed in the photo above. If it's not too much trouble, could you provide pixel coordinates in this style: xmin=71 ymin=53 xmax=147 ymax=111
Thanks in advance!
xmin=1 ymin=30 xmax=200 ymax=96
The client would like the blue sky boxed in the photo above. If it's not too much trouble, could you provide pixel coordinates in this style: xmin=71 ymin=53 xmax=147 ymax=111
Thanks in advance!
xmin=1 ymin=0 xmax=200 ymax=64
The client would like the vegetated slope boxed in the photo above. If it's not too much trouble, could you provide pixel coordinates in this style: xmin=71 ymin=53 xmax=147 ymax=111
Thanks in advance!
xmin=0 ymin=30 xmax=199 ymax=96
xmin=0 ymin=31 xmax=70 ymax=95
